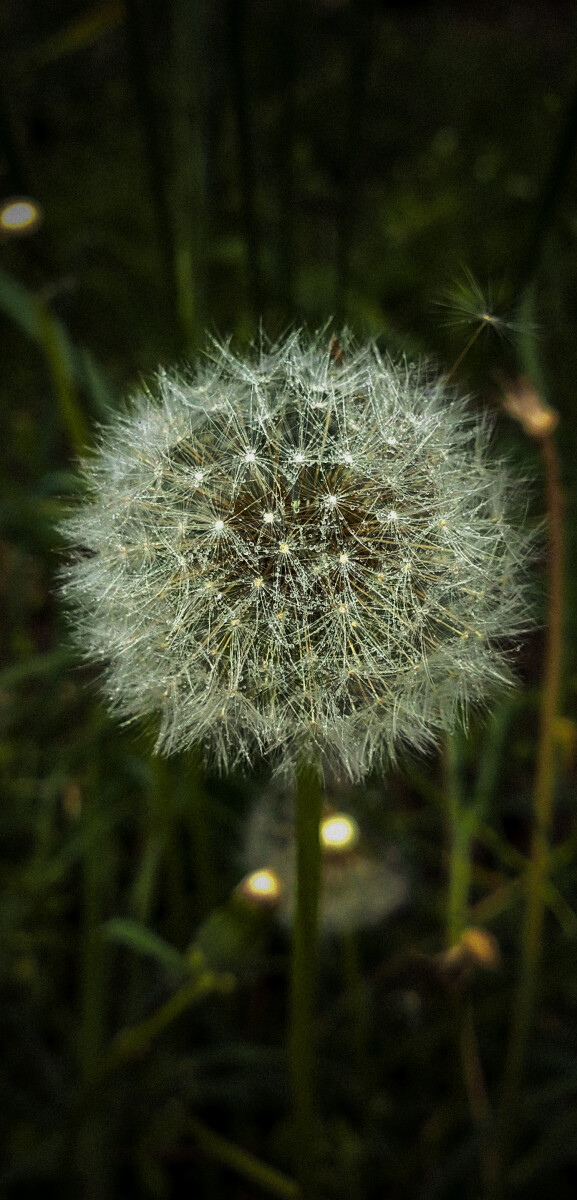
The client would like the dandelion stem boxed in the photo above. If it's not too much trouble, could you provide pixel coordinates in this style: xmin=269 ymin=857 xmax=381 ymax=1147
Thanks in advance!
xmin=288 ymin=762 xmax=324 ymax=1200
xmin=497 ymin=428 xmax=564 ymax=1180
xmin=186 ymin=748 xmax=218 ymax=917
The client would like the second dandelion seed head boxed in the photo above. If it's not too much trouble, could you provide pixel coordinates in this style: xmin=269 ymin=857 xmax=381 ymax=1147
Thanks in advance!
xmin=241 ymin=786 xmax=409 ymax=933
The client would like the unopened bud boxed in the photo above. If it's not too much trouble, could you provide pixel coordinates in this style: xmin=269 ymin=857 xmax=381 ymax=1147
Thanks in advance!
xmin=320 ymin=812 xmax=360 ymax=856
xmin=499 ymin=376 xmax=558 ymax=440
xmin=460 ymin=926 xmax=500 ymax=970
xmin=0 ymin=196 xmax=43 ymax=236
xmin=236 ymin=868 xmax=282 ymax=908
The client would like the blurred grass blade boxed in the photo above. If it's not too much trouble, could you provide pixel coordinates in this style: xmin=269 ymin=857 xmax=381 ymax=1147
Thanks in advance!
xmin=123 ymin=0 xmax=178 ymax=344
xmin=0 ymin=265 xmax=114 ymax=438
xmin=77 ymin=346 xmax=116 ymax=417
xmin=171 ymin=0 xmax=208 ymax=351
xmin=31 ymin=1 xmax=124 ymax=67
xmin=226 ymin=0 xmax=262 ymax=318
xmin=189 ymin=1116 xmax=299 ymax=1199
xmin=0 ymin=647 xmax=72 ymax=689
xmin=35 ymin=297 xmax=90 ymax=454
xmin=103 ymin=917 xmax=187 ymax=977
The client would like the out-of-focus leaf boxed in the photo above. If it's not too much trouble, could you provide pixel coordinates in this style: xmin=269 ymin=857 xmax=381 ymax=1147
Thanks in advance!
xmin=0 ymin=648 xmax=73 ymax=689
xmin=35 ymin=298 xmax=90 ymax=454
xmin=102 ymin=917 xmax=187 ymax=978
xmin=30 ymin=2 xmax=124 ymax=68
xmin=0 ymin=266 xmax=114 ymax=427
xmin=190 ymin=894 xmax=275 ymax=975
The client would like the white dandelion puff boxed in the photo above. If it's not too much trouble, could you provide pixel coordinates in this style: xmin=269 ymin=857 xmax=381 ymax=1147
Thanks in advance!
xmin=57 ymin=330 xmax=536 ymax=779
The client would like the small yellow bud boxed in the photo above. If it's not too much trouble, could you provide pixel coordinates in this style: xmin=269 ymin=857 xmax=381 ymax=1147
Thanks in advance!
xmin=499 ymin=376 xmax=558 ymax=440
xmin=460 ymin=927 xmax=500 ymax=970
xmin=320 ymin=812 xmax=359 ymax=855
xmin=0 ymin=196 xmax=43 ymax=235
xmin=237 ymin=869 xmax=282 ymax=908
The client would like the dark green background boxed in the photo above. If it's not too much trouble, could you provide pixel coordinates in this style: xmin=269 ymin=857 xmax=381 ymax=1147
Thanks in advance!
xmin=2 ymin=3 xmax=577 ymax=1197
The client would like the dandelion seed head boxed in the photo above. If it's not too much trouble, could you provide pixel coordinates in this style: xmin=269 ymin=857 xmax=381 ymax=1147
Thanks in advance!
xmin=437 ymin=268 xmax=536 ymax=342
xmin=58 ymin=330 xmax=536 ymax=779
xmin=242 ymin=786 xmax=409 ymax=933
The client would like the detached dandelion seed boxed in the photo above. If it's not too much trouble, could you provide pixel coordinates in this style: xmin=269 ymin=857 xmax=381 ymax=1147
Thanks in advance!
xmin=58 ymin=330 xmax=536 ymax=779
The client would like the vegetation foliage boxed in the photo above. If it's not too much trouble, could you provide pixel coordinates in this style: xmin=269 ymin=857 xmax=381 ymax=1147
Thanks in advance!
xmin=1 ymin=2 xmax=577 ymax=1197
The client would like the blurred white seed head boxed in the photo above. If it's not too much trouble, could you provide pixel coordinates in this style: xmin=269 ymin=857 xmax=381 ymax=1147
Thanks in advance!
xmin=242 ymin=785 xmax=409 ymax=934
xmin=58 ymin=330 xmax=536 ymax=779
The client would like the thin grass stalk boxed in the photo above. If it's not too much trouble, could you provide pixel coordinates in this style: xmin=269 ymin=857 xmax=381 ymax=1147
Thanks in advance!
xmin=275 ymin=0 xmax=297 ymax=314
xmin=123 ymin=0 xmax=179 ymax=345
xmin=152 ymin=756 xmax=190 ymax=948
xmin=496 ymin=427 xmax=564 ymax=1182
xmin=185 ymin=747 xmax=218 ymax=918
xmin=36 ymin=297 xmax=90 ymax=455
xmin=0 ymin=75 xmax=31 ymax=194
xmin=335 ymin=0 xmax=373 ymax=319
xmin=288 ymin=762 xmax=324 ymax=1200
xmin=171 ymin=0 xmax=207 ymax=351
xmin=514 ymin=69 xmax=577 ymax=294
xmin=226 ymin=0 xmax=263 ymax=318
xmin=189 ymin=1116 xmax=299 ymax=1200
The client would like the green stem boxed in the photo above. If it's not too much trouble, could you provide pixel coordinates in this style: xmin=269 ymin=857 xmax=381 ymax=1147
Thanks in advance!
xmin=152 ymin=757 xmax=190 ymax=948
xmin=171 ymin=0 xmax=207 ymax=351
xmin=189 ymin=1116 xmax=299 ymax=1199
xmin=123 ymin=0 xmax=179 ymax=345
xmin=36 ymin=297 xmax=90 ymax=455
xmin=98 ymin=970 xmax=232 ymax=1079
xmin=335 ymin=0 xmax=374 ymax=319
xmin=497 ymin=430 xmax=564 ymax=1178
xmin=186 ymin=748 xmax=218 ymax=917
xmin=275 ymin=0 xmax=297 ymax=314
xmin=226 ymin=0 xmax=263 ymax=317
xmin=288 ymin=762 xmax=324 ymax=1200
xmin=515 ymin=67 xmax=577 ymax=294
